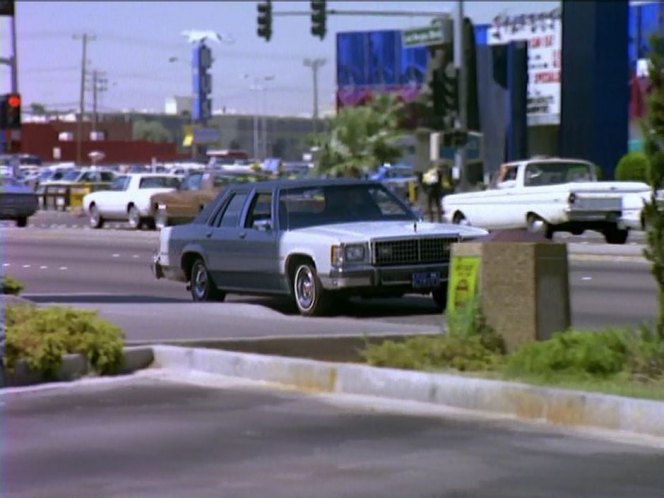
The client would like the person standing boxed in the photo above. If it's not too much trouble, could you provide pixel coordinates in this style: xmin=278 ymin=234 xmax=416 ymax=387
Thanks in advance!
xmin=422 ymin=162 xmax=444 ymax=222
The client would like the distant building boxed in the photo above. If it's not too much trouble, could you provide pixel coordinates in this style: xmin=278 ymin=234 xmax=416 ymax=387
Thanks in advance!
xmin=164 ymin=96 xmax=193 ymax=117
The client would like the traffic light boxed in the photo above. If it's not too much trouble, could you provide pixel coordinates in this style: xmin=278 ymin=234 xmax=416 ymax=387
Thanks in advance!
xmin=0 ymin=93 xmax=21 ymax=129
xmin=427 ymin=46 xmax=457 ymax=130
xmin=0 ymin=0 xmax=14 ymax=17
xmin=310 ymin=0 xmax=327 ymax=40
xmin=257 ymin=1 xmax=272 ymax=42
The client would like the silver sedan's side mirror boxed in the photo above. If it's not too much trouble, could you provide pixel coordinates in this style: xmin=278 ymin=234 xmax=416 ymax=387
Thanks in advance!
xmin=254 ymin=219 xmax=272 ymax=231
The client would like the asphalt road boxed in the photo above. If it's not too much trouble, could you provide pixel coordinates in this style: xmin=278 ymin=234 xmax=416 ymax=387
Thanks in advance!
xmin=1 ymin=223 xmax=657 ymax=341
xmin=3 ymin=372 xmax=663 ymax=498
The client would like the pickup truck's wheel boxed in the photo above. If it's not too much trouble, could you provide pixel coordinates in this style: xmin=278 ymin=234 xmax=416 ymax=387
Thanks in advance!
xmin=293 ymin=262 xmax=329 ymax=316
xmin=189 ymin=258 xmax=226 ymax=302
xmin=432 ymin=287 xmax=448 ymax=312
xmin=603 ymin=226 xmax=629 ymax=245
xmin=128 ymin=206 xmax=142 ymax=230
xmin=15 ymin=216 xmax=27 ymax=228
xmin=526 ymin=214 xmax=553 ymax=239
xmin=89 ymin=205 xmax=104 ymax=229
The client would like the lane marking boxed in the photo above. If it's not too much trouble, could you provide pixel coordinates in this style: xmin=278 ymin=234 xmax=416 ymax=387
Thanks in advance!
xmin=22 ymin=264 xmax=31 ymax=268
xmin=112 ymin=253 xmax=120 ymax=258
xmin=581 ymin=276 xmax=592 ymax=281
xmin=59 ymin=266 xmax=68 ymax=270
xmin=132 ymin=254 xmax=139 ymax=258
xmin=2 ymin=263 xmax=9 ymax=267
xmin=39 ymin=265 xmax=48 ymax=270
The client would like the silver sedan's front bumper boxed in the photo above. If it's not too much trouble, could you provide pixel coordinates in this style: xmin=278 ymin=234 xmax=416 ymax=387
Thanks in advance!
xmin=319 ymin=263 xmax=450 ymax=291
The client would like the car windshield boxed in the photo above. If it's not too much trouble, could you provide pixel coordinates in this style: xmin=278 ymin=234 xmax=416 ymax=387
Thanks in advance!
xmin=278 ymin=183 xmax=416 ymax=230
xmin=61 ymin=170 xmax=82 ymax=182
xmin=524 ymin=162 xmax=594 ymax=186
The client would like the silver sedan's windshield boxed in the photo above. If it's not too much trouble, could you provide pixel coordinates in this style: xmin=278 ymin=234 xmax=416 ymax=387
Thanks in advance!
xmin=278 ymin=184 xmax=416 ymax=230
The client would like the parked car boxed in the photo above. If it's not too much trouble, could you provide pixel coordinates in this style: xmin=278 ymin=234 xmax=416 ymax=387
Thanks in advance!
xmin=442 ymin=157 xmax=651 ymax=244
xmin=151 ymin=169 xmax=268 ymax=229
xmin=152 ymin=178 xmax=488 ymax=316
xmin=83 ymin=173 xmax=182 ymax=230
xmin=0 ymin=176 xmax=39 ymax=227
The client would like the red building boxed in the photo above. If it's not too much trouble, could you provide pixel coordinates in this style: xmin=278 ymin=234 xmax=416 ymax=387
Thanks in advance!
xmin=19 ymin=121 xmax=186 ymax=165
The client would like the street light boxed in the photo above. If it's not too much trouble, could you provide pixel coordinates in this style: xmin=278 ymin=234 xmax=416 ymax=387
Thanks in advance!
xmin=242 ymin=73 xmax=275 ymax=160
xmin=303 ymin=58 xmax=326 ymax=135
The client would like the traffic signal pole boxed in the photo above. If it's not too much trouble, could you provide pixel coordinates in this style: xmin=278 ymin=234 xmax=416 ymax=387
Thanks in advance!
xmin=454 ymin=1 xmax=468 ymax=192
xmin=10 ymin=8 xmax=18 ymax=93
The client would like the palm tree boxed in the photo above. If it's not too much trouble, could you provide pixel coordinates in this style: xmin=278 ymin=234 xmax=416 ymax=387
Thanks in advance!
xmin=315 ymin=94 xmax=406 ymax=178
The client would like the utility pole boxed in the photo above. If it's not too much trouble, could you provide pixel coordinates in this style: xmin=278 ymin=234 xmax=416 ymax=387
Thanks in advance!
xmin=73 ymin=33 xmax=95 ymax=165
xmin=454 ymin=1 xmax=468 ymax=191
xmin=303 ymin=58 xmax=326 ymax=135
xmin=9 ymin=7 xmax=18 ymax=93
xmin=88 ymin=69 xmax=108 ymax=133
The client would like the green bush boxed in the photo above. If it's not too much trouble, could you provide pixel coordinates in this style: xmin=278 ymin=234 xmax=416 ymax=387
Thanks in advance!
xmin=363 ymin=298 xmax=506 ymax=373
xmin=4 ymin=305 xmax=125 ymax=379
xmin=506 ymin=328 xmax=650 ymax=380
xmin=615 ymin=152 xmax=650 ymax=182
xmin=1 ymin=276 xmax=24 ymax=295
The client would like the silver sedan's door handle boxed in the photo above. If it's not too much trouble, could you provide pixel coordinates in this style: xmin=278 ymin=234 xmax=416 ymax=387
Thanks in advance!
xmin=239 ymin=232 xmax=247 ymax=239
xmin=205 ymin=231 xmax=213 ymax=238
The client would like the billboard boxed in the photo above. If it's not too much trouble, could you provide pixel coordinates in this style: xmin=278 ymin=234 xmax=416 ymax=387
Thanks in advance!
xmin=487 ymin=8 xmax=562 ymax=125
xmin=628 ymin=1 xmax=664 ymax=148
xmin=336 ymin=30 xmax=428 ymax=109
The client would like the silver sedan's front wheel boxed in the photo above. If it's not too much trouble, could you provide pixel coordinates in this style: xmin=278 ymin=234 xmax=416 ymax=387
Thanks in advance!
xmin=293 ymin=262 xmax=329 ymax=317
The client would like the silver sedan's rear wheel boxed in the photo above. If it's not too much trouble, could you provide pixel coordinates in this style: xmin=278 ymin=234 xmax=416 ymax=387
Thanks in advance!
xmin=189 ymin=258 xmax=225 ymax=302
xmin=293 ymin=262 xmax=329 ymax=316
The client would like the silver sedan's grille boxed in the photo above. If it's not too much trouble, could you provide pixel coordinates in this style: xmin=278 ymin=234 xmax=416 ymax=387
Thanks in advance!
xmin=372 ymin=237 xmax=457 ymax=266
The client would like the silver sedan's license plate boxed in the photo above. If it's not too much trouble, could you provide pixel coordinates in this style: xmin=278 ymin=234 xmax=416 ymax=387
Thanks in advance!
xmin=412 ymin=271 xmax=440 ymax=289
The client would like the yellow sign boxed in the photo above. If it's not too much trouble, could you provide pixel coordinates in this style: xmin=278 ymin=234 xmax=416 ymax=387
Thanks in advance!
xmin=447 ymin=255 xmax=480 ymax=313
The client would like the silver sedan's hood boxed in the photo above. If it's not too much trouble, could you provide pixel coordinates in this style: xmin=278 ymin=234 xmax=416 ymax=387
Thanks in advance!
xmin=291 ymin=221 xmax=487 ymax=243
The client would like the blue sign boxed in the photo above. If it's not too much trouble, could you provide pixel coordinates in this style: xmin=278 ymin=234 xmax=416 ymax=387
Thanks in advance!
xmin=192 ymin=43 xmax=213 ymax=123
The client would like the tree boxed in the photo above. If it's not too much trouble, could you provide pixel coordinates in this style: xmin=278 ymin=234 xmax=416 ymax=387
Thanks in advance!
xmin=641 ymin=32 xmax=664 ymax=339
xmin=315 ymin=94 xmax=405 ymax=177
xmin=29 ymin=103 xmax=47 ymax=116
xmin=132 ymin=120 xmax=173 ymax=143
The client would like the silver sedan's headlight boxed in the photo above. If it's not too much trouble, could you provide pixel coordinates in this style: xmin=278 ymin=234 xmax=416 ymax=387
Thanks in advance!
xmin=344 ymin=244 xmax=367 ymax=262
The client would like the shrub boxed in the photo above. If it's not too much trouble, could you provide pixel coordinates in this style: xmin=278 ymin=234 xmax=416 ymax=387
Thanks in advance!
xmin=506 ymin=329 xmax=632 ymax=380
xmin=363 ymin=298 xmax=506 ymax=373
xmin=1 ymin=276 xmax=24 ymax=295
xmin=362 ymin=334 xmax=504 ymax=372
xmin=615 ymin=152 xmax=650 ymax=182
xmin=4 ymin=305 xmax=125 ymax=379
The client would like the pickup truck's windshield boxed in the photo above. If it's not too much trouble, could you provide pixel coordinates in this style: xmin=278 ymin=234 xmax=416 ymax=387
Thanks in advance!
xmin=524 ymin=162 xmax=594 ymax=187
xmin=278 ymin=184 xmax=416 ymax=230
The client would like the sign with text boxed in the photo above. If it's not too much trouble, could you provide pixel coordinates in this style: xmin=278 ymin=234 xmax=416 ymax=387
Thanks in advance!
xmin=402 ymin=25 xmax=448 ymax=48
xmin=447 ymin=255 xmax=480 ymax=313
xmin=488 ymin=9 xmax=562 ymax=122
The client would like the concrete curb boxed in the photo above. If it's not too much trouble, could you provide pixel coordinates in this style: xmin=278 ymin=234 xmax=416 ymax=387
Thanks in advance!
xmin=2 ymin=346 xmax=154 ymax=388
xmin=152 ymin=345 xmax=664 ymax=439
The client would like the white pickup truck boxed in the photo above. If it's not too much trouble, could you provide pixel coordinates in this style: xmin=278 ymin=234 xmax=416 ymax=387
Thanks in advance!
xmin=442 ymin=158 xmax=651 ymax=244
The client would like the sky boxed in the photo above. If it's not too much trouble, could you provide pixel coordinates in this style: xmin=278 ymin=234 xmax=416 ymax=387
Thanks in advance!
xmin=2 ymin=0 xmax=559 ymax=117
